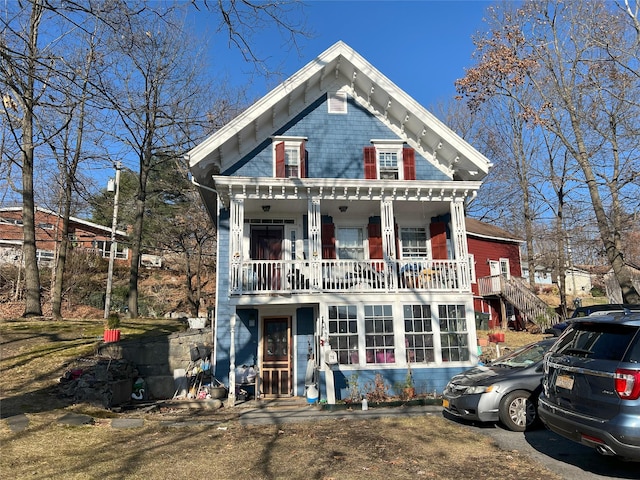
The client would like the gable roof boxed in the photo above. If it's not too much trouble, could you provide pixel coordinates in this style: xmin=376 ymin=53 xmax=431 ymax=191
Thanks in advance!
xmin=465 ymin=217 xmax=524 ymax=243
xmin=188 ymin=41 xmax=492 ymax=186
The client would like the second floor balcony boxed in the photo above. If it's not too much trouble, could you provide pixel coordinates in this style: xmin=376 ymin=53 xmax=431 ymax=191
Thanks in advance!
xmin=230 ymin=258 xmax=470 ymax=295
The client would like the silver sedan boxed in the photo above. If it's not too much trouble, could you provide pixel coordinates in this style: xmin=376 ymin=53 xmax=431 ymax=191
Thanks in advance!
xmin=443 ymin=338 xmax=557 ymax=432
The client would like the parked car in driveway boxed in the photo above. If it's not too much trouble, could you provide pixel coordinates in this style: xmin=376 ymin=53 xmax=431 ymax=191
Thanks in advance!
xmin=539 ymin=311 xmax=640 ymax=461
xmin=442 ymin=338 xmax=557 ymax=432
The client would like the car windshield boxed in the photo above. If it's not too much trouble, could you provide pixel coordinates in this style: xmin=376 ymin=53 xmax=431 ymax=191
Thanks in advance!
xmin=491 ymin=342 xmax=550 ymax=368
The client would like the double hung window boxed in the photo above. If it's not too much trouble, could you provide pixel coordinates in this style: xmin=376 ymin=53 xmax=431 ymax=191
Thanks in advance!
xmin=327 ymin=305 xmax=359 ymax=365
xmin=404 ymin=305 xmax=435 ymax=363
xmin=336 ymin=227 xmax=365 ymax=260
xmin=272 ymin=136 xmax=306 ymax=178
xmin=364 ymin=305 xmax=395 ymax=364
xmin=378 ymin=150 xmax=399 ymax=179
xmin=400 ymin=227 xmax=428 ymax=258
xmin=364 ymin=140 xmax=415 ymax=180
xmin=439 ymin=304 xmax=470 ymax=362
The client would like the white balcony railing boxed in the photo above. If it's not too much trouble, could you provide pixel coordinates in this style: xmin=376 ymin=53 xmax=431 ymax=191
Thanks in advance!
xmin=230 ymin=258 xmax=469 ymax=295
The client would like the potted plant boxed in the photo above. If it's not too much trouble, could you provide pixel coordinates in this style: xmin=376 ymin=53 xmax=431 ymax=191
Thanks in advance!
xmin=104 ymin=313 xmax=121 ymax=342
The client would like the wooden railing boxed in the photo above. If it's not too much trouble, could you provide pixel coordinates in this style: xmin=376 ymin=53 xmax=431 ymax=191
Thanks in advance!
xmin=478 ymin=275 xmax=560 ymax=329
xmin=230 ymin=258 xmax=470 ymax=295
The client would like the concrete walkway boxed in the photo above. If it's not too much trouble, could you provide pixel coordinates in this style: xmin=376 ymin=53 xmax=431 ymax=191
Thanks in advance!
xmin=2 ymin=401 xmax=443 ymax=432
xmin=233 ymin=403 xmax=442 ymax=426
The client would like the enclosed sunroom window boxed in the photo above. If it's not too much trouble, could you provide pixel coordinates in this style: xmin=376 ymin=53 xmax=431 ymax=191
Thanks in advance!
xmin=439 ymin=304 xmax=469 ymax=362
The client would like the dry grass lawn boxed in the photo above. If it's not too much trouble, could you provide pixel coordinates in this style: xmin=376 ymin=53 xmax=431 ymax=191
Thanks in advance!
xmin=1 ymin=318 xmax=559 ymax=480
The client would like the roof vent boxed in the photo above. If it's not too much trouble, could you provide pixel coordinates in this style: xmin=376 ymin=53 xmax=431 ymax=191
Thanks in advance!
xmin=328 ymin=92 xmax=347 ymax=114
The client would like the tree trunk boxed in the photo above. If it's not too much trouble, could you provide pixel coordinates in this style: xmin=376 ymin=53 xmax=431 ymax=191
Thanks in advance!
xmin=127 ymin=194 xmax=145 ymax=318
xmin=21 ymin=1 xmax=43 ymax=317
xmin=51 ymin=197 xmax=71 ymax=320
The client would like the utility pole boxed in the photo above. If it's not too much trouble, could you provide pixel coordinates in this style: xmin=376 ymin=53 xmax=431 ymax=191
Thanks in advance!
xmin=104 ymin=162 xmax=122 ymax=319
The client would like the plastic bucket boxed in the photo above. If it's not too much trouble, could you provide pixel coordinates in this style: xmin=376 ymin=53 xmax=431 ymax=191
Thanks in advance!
xmin=306 ymin=384 xmax=319 ymax=404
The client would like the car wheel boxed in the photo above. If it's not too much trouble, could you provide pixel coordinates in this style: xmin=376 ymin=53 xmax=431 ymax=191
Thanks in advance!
xmin=498 ymin=390 xmax=537 ymax=432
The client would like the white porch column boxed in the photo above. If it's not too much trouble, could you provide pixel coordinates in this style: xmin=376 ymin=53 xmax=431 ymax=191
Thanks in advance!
xmin=450 ymin=199 xmax=470 ymax=289
xmin=380 ymin=199 xmax=396 ymax=288
xmin=308 ymin=197 xmax=322 ymax=289
xmin=229 ymin=198 xmax=244 ymax=294
xmin=228 ymin=312 xmax=237 ymax=406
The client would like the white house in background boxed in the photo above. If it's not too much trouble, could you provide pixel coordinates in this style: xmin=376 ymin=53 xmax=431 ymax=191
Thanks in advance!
xmin=565 ymin=267 xmax=593 ymax=296
xmin=187 ymin=41 xmax=492 ymax=404
xmin=521 ymin=262 xmax=553 ymax=286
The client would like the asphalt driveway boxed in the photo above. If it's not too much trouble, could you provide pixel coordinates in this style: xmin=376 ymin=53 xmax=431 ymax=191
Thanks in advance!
xmin=443 ymin=411 xmax=640 ymax=480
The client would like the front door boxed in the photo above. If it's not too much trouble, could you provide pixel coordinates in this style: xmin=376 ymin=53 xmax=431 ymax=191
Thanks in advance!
xmin=262 ymin=317 xmax=291 ymax=397
xmin=251 ymin=226 xmax=283 ymax=290
xmin=489 ymin=260 xmax=501 ymax=293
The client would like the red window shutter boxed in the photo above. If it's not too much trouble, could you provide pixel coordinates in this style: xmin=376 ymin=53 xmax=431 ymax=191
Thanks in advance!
xmin=430 ymin=222 xmax=448 ymax=259
xmin=299 ymin=140 xmax=306 ymax=178
xmin=368 ymin=222 xmax=383 ymax=259
xmin=275 ymin=142 xmax=285 ymax=178
xmin=321 ymin=222 xmax=336 ymax=259
xmin=364 ymin=146 xmax=377 ymax=179
xmin=403 ymin=147 xmax=416 ymax=180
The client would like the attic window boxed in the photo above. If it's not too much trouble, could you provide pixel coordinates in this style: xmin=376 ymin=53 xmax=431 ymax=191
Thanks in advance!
xmin=328 ymin=92 xmax=347 ymax=114
xmin=272 ymin=136 xmax=307 ymax=178
xmin=364 ymin=140 xmax=415 ymax=180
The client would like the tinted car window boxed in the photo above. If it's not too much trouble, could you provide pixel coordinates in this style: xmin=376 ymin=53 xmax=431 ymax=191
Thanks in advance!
xmin=552 ymin=322 xmax=639 ymax=362
xmin=624 ymin=332 xmax=640 ymax=363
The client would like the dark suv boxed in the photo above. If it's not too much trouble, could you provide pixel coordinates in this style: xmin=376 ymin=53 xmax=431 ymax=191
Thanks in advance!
xmin=538 ymin=311 xmax=640 ymax=461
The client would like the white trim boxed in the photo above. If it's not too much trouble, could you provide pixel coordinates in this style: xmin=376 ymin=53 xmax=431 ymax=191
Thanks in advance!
xmin=212 ymin=175 xmax=482 ymax=204
xmin=370 ymin=139 xmax=405 ymax=145
xmin=271 ymin=136 xmax=308 ymax=142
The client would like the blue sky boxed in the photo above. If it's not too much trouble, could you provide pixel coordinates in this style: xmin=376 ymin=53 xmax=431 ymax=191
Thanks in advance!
xmin=195 ymin=0 xmax=493 ymax=111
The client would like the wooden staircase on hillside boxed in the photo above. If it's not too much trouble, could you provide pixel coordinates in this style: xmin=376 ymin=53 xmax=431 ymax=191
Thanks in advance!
xmin=478 ymin=275 xmax=561 ymax=330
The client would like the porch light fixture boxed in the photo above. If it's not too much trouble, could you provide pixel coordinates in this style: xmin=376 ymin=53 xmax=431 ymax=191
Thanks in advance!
xmin=262 ymin=205 xmax=270 ymax=212
xmin=339 ymin=205 xmax=348 ymax=213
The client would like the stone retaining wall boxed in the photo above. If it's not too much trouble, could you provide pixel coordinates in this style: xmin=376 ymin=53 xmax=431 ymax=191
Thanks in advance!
xmin=97 ymin=329 xmax=212 ymax=400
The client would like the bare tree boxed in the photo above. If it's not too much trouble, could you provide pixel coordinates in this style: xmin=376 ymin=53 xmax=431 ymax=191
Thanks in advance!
xmin=1 ymin=0 xmax=47 ymax=316
xmin=45 ymin=24 xmax=102 ymax=319
xmin=456 ymin=0 xmax=640 ymax=303
xmin=88 ymin=4 xmax=213 ymax=317
xmin=92 ymin=1 xmax=306 ymax=317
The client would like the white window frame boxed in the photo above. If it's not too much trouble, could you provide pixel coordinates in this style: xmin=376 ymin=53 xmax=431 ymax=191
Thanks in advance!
xmin=371 ymin=139 xmax=405 ymax=180
xmin=499 ymin=257 xmax=510 ymax=279
xmin=364 ymin=304 xmax=395 ymax=365
xmin=399 ymin=227 xmax=429 ymax=259
xmin=93 ymin=240 xmax=128 ymax=260
xmin=327 ymin=302 xmax=473 ymax=369
xmin=271 ymin=136 xmax=306 ymax=179
xmin=438 ymin=304 xmax=470 ymax=362
xmin=404 ymin=304 xmax=435 ymax=364
xmin=335 ymin=225 xmax=367 ymax=260
xmin=36 ymin=249 xmax=54 ymax=264
xmin=327 ymin=305 xmax=359 ymax=365
xmin=468 ymin=254 xmax=476 ymax=283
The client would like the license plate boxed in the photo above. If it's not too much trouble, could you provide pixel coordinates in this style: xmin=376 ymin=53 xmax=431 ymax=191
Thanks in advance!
xmin=555 ymin=374 xmax=574 ymax=390
xmin=442 ymin=399 xmax=449 ymax=408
